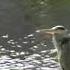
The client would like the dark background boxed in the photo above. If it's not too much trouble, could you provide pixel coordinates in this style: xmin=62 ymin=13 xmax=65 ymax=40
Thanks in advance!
xmin=0 ymin=0 xmax=36 ymax=38
xmin=0 ymin=0 xmax=70 ymax=38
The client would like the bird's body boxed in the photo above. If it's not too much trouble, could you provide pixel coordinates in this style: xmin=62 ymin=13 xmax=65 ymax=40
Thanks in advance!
xmin=36 ymin=25 xmax=70 ymax=70
xmin=58 ymin=35 xmax=70 ymax=70
xmin=52 ymin=33 xmax=70 ymax=70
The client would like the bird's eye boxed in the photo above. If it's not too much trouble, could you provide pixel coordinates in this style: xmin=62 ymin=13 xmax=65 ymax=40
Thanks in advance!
xmin=55 ymin=27 xmax=65 ymax=30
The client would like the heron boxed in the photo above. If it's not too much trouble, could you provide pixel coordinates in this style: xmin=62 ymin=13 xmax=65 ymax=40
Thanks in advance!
xmin=36 ymin=25 xmax=70 ymax=70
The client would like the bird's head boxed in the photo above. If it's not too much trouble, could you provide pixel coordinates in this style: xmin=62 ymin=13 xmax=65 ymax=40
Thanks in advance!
xmin=36 ymin=25 xmax=68 ymax=36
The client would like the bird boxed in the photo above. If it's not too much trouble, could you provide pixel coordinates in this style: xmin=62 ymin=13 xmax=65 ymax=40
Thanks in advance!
xmin=36 ymin=25 xmax=70 ymax=70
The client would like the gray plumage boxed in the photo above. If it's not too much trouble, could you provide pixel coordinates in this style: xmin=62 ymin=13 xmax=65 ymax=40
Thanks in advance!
xmin=36 ymin=25 xmax=70 ymax=70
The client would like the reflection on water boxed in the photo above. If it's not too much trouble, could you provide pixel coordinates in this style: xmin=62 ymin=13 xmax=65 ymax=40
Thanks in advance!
xmin=0 ymin=33 xmax=61 ymax=70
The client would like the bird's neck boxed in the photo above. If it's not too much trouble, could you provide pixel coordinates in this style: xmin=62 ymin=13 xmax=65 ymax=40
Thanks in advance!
xmin=52 ymin=34 xmax=59 ymax=50
xmin=52 ymin=33 xmax=66 ymax=48
xmin=52 ymin=34 xmax=62 ymax=60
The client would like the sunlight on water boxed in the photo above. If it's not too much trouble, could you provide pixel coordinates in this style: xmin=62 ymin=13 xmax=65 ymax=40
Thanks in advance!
xmin=27 ymin=34 xmax=34 ymax=37
xmin=0 ymin=33 xmax=61 ymax=70
xmin=1 ymin=34 xmax=9 ymax=38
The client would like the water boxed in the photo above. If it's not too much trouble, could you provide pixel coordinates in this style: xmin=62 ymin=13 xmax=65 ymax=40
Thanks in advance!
xmin=0 ymin=0 xmax=69 ymax=70
xmin=0 ymin=33 xmax=61 ymax=70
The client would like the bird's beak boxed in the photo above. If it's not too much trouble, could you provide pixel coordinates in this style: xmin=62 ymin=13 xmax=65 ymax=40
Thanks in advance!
xmin=36 ymin=28 xmax=55 ymax=35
